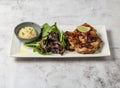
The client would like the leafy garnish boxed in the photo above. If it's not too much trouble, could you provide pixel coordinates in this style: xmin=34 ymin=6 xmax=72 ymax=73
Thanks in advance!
xmin=42 ymin=22 xmax=60 ymax=38
xmin=24 ymin=40 xmax=40 ymax=48
xmin=42 ymin=23 xmax=51 ymax=38
xmin=59 ymin=31 xmax=66 ymax=47
xmin=33 ymin=47 xmax=51 ymax=55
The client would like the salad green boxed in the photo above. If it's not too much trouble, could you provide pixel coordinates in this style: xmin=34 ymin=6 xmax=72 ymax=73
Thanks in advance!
xmin=24 ymin=22 xmax=66 ymax=55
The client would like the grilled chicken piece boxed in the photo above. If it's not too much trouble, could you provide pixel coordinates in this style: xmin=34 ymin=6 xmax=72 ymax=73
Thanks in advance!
xmin=65 ymin=23 xmax=102 ymax=54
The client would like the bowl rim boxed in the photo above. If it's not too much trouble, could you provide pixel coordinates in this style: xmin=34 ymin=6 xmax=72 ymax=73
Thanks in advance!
xmin=14 ymin=22 xmax=41 ymax=41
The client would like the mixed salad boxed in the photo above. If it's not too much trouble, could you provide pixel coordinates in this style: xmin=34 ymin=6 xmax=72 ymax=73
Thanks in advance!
xmin=24 ymin=22 xmax=66 ymax=55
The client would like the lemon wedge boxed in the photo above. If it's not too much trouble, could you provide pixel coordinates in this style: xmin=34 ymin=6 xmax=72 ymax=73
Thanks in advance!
xmin=77 ymin=26 xmax=90 ymax=32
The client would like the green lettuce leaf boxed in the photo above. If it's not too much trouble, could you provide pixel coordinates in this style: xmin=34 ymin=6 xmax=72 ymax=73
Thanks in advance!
xmin=59 ymin=31 xmax=66 ymax=47
xmin=42 ymin=22 xmax=60 ymax=38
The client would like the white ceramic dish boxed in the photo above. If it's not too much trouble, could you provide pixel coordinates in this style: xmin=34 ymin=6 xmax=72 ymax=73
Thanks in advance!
xmin=10 ymin=25 xmax=110 ymax=58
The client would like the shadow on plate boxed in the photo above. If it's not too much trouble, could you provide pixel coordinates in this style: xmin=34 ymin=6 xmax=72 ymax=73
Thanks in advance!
xmin=107 ymin=30 xmax=116 ymax=60
xmin=15 ymin=30 xmax=115 ymax=62
xmin=15 ymin=56 xmax=111 ymax=62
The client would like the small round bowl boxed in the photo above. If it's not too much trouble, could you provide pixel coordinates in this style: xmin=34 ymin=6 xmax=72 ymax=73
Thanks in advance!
xmin=14 ymin=22 xmax=41 ymax=43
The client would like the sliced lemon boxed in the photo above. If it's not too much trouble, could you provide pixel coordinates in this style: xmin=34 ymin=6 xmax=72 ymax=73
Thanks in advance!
xmin=77 ymin=26 xmax=90 ymax=32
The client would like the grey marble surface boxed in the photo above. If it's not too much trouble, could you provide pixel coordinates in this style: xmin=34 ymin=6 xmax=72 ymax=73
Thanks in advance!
xmin=0 ymin=0 xmax=120 ymax=88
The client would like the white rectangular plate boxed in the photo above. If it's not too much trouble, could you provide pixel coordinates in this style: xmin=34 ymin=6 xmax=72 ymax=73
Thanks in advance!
xmin=10 ymin=25 xmax=110 ymax=58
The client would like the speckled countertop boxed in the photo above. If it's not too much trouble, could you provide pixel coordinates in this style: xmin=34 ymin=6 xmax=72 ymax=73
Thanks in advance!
xmin=0 ymin=0 xmax=120 ymax=88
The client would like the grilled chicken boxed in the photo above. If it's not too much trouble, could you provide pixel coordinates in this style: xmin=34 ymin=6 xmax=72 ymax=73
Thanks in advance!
xmin=65 ymin=23 xmax=102 ymax=54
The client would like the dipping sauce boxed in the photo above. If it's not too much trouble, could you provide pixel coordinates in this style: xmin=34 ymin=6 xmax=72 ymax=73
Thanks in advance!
xmin=18 ymin=26 xmax=37 ymax=39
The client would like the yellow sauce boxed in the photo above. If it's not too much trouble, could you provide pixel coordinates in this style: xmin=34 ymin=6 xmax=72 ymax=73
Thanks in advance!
xmin=18 ymin=26 xmax=37 ymax=39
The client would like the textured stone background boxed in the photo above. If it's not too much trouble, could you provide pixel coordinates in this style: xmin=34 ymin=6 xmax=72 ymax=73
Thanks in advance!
xmin=0 ymin=0 xmax=120 ymax=88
